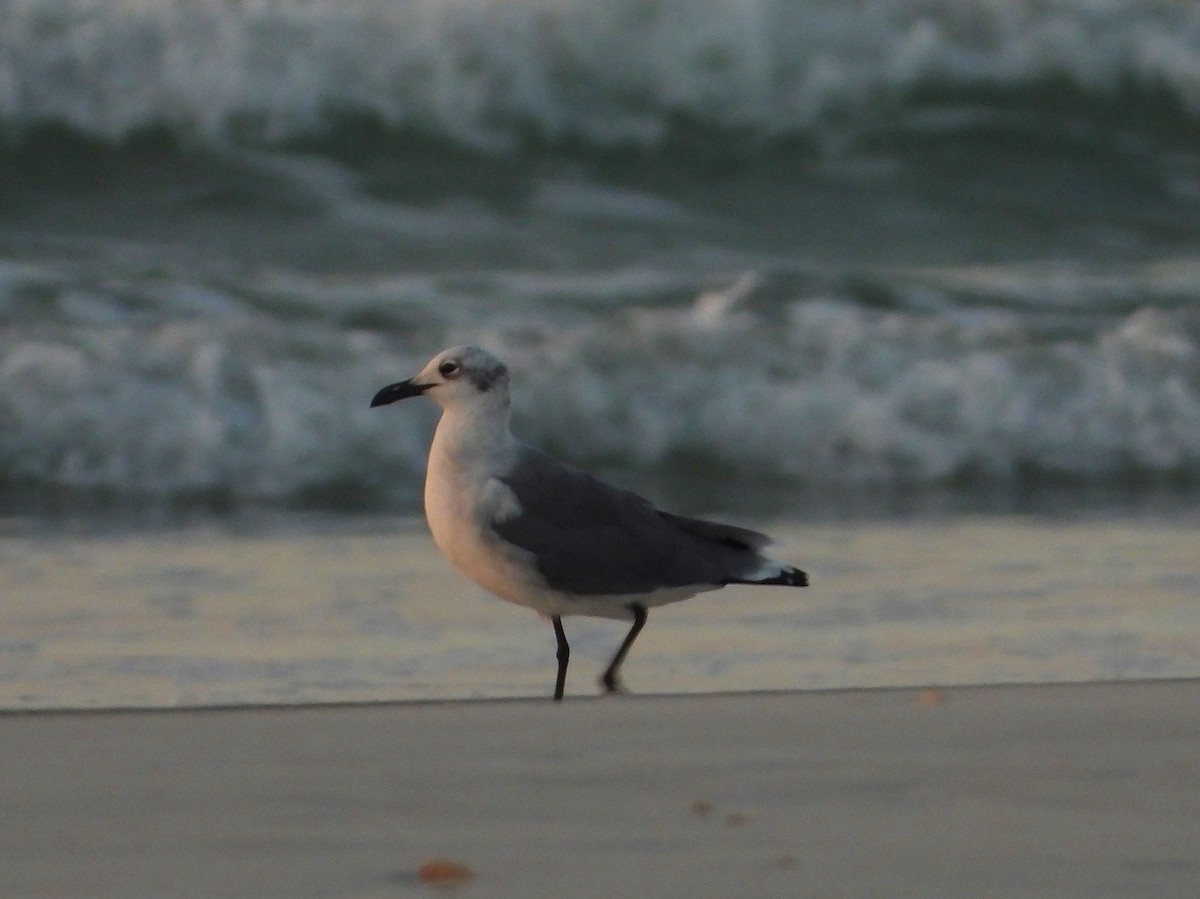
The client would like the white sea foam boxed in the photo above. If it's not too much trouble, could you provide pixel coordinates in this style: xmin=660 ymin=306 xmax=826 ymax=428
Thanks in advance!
xmin=3 ymin=261 xmax=1194 ymax=505
xmin=3 ymin=0 xmax=1200 ymax=147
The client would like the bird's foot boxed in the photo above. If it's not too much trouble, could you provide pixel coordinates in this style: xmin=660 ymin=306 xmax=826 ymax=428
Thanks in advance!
xmin=600 ymin=672 xmax=625 ymax=695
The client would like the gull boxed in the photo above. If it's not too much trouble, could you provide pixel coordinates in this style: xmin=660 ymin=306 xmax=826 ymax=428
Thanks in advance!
xmin=371 ymin=345 xmax=809 ymax=700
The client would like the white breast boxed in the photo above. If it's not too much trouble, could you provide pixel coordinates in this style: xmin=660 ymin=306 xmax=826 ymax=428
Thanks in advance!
xmin=424 ymin=431 xmax=550 ymax=613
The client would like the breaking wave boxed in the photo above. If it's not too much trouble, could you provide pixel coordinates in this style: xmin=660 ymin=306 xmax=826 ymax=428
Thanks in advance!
xmin=2 ymin=264 xmax=1197 ymax=508
xmin=3 ymin=0 xmax=1200 ymax=151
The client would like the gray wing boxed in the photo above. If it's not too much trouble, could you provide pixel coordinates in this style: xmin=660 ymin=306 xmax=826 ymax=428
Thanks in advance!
xmin=491 ymin=445 xmax=774 ymax=596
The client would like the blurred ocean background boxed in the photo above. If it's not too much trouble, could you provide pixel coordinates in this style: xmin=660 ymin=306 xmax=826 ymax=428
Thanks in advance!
xmin=2 ymin=0 xmax=1199 ymax=518
xmin=1 ymin=0 xmax=1198 ymax=706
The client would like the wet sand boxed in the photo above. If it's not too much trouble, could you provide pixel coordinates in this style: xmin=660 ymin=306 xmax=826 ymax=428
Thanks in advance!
xmin=2 ymin=515 xmax=1198 ymax=708
xmin=2 ymin=680 xmax=1199 ymax=898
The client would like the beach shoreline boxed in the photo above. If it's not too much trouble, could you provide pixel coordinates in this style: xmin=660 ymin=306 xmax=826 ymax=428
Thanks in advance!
xmin=2 ymin=511 xmax=1198 ymax=710
xmin=0 ymin=672 xmax=1192 ymax=719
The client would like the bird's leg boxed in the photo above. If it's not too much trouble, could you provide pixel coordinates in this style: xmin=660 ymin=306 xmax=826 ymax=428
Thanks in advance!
xmin=601 ymin=603 xmax=648 ymax=695
xmin=552 ymin=615 xmax=569 ymax=701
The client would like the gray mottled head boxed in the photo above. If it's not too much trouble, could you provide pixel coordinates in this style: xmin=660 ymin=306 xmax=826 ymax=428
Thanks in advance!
xmin=370 ymin=345 xmax=510 ymax=410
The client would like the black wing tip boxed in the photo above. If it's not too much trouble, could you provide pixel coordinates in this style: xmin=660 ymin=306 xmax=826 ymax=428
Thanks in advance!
xmin=772 ymin=566 xmax=810 ymax=587
xmin=724 ymin=566 xmax=809 ymax=588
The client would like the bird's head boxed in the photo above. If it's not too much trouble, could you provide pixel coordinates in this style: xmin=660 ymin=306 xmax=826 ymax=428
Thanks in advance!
xmin=370 ymin=345 xmax=510 ymax=411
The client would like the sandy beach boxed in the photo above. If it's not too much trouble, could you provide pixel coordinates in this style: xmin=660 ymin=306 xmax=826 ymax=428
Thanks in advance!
xmin=3 ymin=511 xmax=1197 ymax=897
xmin=2 ymin=680 xmax=1198 ymax=898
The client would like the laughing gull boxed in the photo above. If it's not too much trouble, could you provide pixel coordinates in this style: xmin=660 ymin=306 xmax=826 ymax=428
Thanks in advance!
xmin=371 ymin=345 xmax=808 ymax=700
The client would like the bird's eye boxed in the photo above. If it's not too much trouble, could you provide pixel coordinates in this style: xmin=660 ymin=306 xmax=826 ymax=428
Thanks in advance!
xmin=438 ymin=360 xmax=461 ymax=379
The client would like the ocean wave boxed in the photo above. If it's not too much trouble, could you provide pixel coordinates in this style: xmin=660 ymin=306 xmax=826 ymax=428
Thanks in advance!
xmin=3 ymin=0 xmax=1200 ymax=151
xmin=2 ymin=266 xmax=1197 ymax=507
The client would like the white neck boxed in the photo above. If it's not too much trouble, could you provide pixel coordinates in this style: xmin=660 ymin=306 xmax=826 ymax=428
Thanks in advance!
xmin=428 ymin=392 xmax=515 ymax=480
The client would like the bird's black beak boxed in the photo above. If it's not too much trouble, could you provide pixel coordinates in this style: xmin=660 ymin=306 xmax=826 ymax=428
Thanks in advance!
xmin=370 ymin=379 xmax=431 ymax=408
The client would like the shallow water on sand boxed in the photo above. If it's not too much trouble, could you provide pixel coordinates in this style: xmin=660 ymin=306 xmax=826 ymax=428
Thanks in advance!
xmin=1 ymin=510 xmax=1196 ymax=710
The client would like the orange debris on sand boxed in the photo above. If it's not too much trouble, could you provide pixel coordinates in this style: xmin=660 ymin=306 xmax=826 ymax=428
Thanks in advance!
xmin=417 ymin=859 xmax=473 ymax=886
